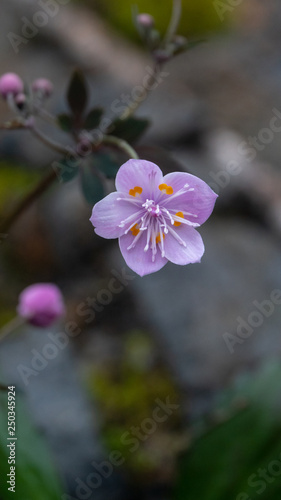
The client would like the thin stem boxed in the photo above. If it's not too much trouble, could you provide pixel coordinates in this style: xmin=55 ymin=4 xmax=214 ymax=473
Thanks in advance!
xmin=0 ymin=168 xmax=57 ymax=235
xmin=119 ymin=64 xmax=161 ymax=121
xmin=102 ymin=135 xmax=139 ymax=159
xmin=0 ymin=316 xmax=26 ymax=343
xmin=164 ymin=0 xmax=182 ymax=45
xmin=30 ymin=125 xmax=71 ymax=156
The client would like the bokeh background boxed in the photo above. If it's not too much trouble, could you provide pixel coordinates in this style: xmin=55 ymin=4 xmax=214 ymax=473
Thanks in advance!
xmin=1 ymin=0 xmax=281 ymax=499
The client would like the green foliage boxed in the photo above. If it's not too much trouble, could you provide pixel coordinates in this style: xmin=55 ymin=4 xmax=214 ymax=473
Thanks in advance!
xmin=67 ymin=70 xmax=88 ymax=119
xmin=93 ymin=0 xmax=230 ymax=40
xmin=84 ymin=108 xmax=104 ymax=130
xmin=0 ymin=390 xmax=63 ymax=500
xmin=175 ymin=362 xmax=281 ymax=500
xmin=110 ymin=117 xmax=150 ymax=143
xmin=57 ymin=114 xmax=73 ymax=133
xmin=0 ymin=163 xmax=40 ymax=213
xmin=52 ymin=157 xmax=79 ymax=183
xmin=87 ymin=331 xmax=182 ymax=476
xmin=80 ymin=160 xmax=105 ymax=204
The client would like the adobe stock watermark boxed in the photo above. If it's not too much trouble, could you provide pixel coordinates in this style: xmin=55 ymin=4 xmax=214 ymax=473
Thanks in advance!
xmin=223 ymin=289 xmax=281 ymax=354
xmin=61 ymin=397 xmax=179 ymax=500
xmin=208 ymin=108 xmax=281 ymax=193
xmin=8 ymin=0 xmax=70 ymax=54
xmin=17 ymin=268 xmax=135 ymax=385
xmin=236 ymin=451 xmax=281 ymax=500
xmin=213 ymin=0 xmax=244 ymax=22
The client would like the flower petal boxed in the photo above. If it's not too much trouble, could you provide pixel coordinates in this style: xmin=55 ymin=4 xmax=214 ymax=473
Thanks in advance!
xmin=115 ymin=159 xmax=163 ymax=199
xmin=90 ymin=192 xmax=138 ymax=239
xmin=119 ymin=231 xmax=168 ymax=277
xmin=162 ymin=172 xmax=218 ymax=225
xmin=164 ymin=225 xmax=204 ymax=265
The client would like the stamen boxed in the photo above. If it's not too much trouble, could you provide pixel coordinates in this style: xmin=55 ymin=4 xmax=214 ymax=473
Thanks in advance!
xmin=127 ymin=230 xmax=143 ymax=250
xmin=129 ymin=186 xmax=143 ymax=197
xmin=119 ymin=209 xmax=144 ymax=228
xmin=162 ymin=208 xmax=175 ymax=225
xmin=174 ymin=212 xmax=184 ymax=227
xmin=168 ymin=226 xmax=187 ymax=247
xmin=162 ymin=184 xmax=194 ymax=204
xmin=159 ymin=183 xmax=173 ymax=195
xmin=130 ymin=224 xmax=140 ymax=236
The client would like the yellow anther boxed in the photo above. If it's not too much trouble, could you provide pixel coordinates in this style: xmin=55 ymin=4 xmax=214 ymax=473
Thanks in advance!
xmin=159 ymin=183 xmax=173 ymax=195
xmin=174 ymin=212 xmax=184 ymax=227
xmin=129 ymin=186 xmax=143 ymax=197
xmin=156 ymin=233 xmax=165 ymax=244
xmin=130 ymin=224 xmax=140 ymax=236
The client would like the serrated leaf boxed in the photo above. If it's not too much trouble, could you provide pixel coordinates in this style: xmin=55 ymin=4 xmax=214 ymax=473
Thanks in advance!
xmin=84 ymin=108 xmax=103 ymax=130
xmin=110 ymin=117 xmax=150 ymax=143
xmin=67 ymin=70 xmax=88 ymax=118
xmin=81 ymin=162 xmax=105 ymax=204
xmin=52 ymin=157 xmax=79 ymax=183
xmin=0 ymin=392 xmax=63 ymax=500
xmin=57 ymin=113 xmax=73 ymax=133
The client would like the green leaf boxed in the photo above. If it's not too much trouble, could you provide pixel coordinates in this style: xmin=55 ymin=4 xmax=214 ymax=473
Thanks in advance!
xmin=67 ymin=70 xmax=88 ymax=118
xmin=84 ymin=108 xmax=103 ymax=130
xmin=81 ymin=161 xmax=105 ymax=204
xmin=52 ymin=157 xmax=80 ymax=183
xmin=0 ymin=391 xmax=63 ymax=500
xmin=110 ymin=117 xmax=150 ymax=143
xmin=175 ymin=362 xmax=281 ymax=500
xmin=57 ymin=113 xmax=73 ymax=133
xmin=93 ymin=150 xmax=121 ymax=179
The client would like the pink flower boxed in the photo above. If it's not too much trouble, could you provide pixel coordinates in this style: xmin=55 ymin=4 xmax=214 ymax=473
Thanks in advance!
xmin=17 ymin=283 xmax=65 ymax=327
xmin=90 ymin=159 xmax=218 ymax=277
xmin=0 ymin=73 xmax=24 ymax=99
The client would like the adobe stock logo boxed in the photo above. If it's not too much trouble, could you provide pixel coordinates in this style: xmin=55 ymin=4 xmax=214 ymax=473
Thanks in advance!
xmin=223 ymin=289 xmax=281 ymax=354
xmin=8 ymin=0 xmax=70 ymax=54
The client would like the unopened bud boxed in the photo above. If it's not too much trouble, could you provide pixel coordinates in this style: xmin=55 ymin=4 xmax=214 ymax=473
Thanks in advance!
xmin=32 ymin=78 xmax=53 ymax=98
xmin=0 ymin=73 xmax=24 ymax=99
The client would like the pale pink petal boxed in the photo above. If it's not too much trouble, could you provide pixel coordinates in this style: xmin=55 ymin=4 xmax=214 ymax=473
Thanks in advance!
xmin=164 ymin=225 xmax=204 ymax=265
xmin=90 ymin=192 xmax=139 ymax=239
xmin=119 ymin=231 xmax=168 ymax=277
xmin=162 ymin=172 xmax=218 ymax=225
xmin=115 ymin=159 xmax=163 ymax=199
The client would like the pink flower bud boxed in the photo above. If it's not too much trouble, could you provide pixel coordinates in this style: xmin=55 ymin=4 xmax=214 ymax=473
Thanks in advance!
xmin=137 ymin=13 xmax=155 ymax=29
xmin=32 ymin=78 xmax=54 ymax=98
xmin=0 ymin=73 xmax=24 ymax=99
xmin=17 ymin=283 xmax=65 ymax=328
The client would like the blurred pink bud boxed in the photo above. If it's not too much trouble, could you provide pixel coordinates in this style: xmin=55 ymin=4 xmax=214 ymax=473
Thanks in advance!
xmin=152 ymin=49 xmax=171 ymax=64
xmin=17 ymin=283 xmax=65 ymax=328
xmin=137 ymin=13 xmax=155 ymax=28
xmin=0 ymin=73 xmax=24 ymax=99
xmin=32 ymin=78 xmax=54 ymax=98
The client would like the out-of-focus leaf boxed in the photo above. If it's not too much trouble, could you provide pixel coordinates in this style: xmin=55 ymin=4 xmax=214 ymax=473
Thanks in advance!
xmin=52 ymin=158 xmax=79 ymax=183
xmin=0 ymin=390 xmax=63 ymax=500
xmin=94 ymin=150 xmax=121 ymax=179
xmin=81 ymin=161 xmax=105 ymax=204
xmin=0 ymin=163 xmax=40 ymax=213
xmin=57 ymin=114 xmax=73 ymax=133
xmin=67 ymin=70 xmax=88 ymax=118
xmin=110 ymin=117 xmax=150 ymax=143
xmin=175 ymin=362 xmax=281 ymax=500
xmin=84 ymin=108 xmax=103 ymax=130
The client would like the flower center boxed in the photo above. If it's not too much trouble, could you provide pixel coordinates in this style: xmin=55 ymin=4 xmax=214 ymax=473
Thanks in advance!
xmin=142 ymin=199 xmax=161 ymax=217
